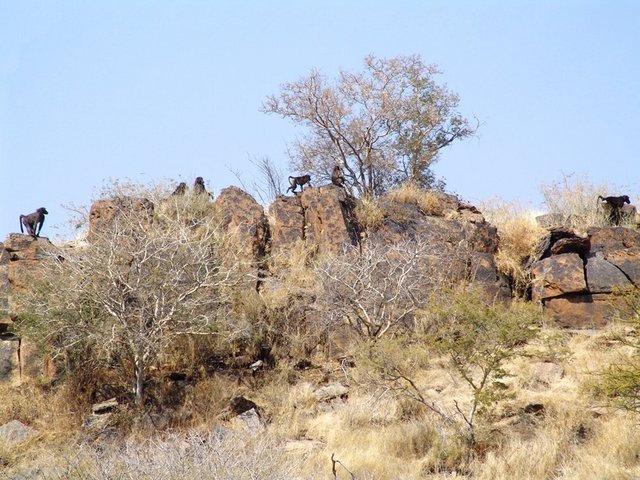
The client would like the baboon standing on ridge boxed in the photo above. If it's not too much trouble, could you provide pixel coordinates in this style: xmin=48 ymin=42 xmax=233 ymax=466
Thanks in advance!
xmin=286 ymin=174 xmax=311 ymax=194
xmin=598 ymin=194 xmax=631 ymax=226
xmin=193 ymin=177 xmax=214 ymax=199
xmin=20 ymin=207 xmax=48 ymax=237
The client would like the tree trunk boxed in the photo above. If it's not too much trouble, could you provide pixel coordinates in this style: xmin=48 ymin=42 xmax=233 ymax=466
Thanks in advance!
xmin=134 ymin=357 xmax=145 ymax=407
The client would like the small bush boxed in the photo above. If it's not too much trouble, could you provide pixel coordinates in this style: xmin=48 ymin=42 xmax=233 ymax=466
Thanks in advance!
xmin=355 ymin=196 xmax=386 ymax=231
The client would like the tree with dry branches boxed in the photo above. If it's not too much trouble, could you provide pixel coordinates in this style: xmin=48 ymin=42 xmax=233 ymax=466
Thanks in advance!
xmin=263 ymin=54 xmax=475 ymax=196
xmin=20 ymin=191 xmax=239 ymax=406
xmin=316 ymin=239 xmax=455 ymax=338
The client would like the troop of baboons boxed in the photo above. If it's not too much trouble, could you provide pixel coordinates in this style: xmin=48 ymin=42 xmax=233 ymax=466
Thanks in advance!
xmin=285 ymin=165 xmax=346 ymax=195
xmin=14 ymin=177 xmax=637 ymax=239
xmin=598 ymin=194 xmax=632 ymax=226
xmin=170 ymin=177 xmax=213 ymax=199
xmin=19 ymin=207 xmax=48 ymax=237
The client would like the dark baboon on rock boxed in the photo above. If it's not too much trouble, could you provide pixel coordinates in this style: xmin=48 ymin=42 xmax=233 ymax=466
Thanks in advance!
xmin=171 ymin=182 xmax=187 ymax=196
xmin=331 ymin=165 xmax=345 ymax=187
xmin=193 ymin=177 xmax=214 ymax=199
xmin=20 ymin=207 xmax=48 ymax=237
xmin=598 ymin=194 xmax=631 ymax=225
xmin=286 ymin=174 xmax=311 ymax=194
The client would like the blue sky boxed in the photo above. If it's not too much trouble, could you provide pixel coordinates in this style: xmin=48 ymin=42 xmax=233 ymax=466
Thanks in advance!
xmin=1 ymin=1 xmax=639 ymax=241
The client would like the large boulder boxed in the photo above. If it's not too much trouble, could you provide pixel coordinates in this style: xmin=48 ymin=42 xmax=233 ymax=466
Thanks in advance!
xmin=531 ymin=253 xmax=587 ymax=302
xmin=1 ymin=234 xmax=55 ymax=315
xmin=588 ymin=227 xmax=640 ymax=285
xmin=88 ymin=196 xmax=154 ymax=240
xmin=300 ymin=185 xmax=359 ymax=252
xmin=530 ymin=226 xmax=640 ymax=328
xmin=585 ymin=252 xmax=632 ymax=293
xmin=213 ymin=187 xmax=269 ymax=260
xmin=0 ymin=420 xmax=39 ymax=446
xmin=544 ymin=293 xmax=621 ymax=329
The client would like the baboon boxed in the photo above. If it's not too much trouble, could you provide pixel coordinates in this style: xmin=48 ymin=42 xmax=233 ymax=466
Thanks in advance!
xmin=331 ymin=165 xmax=345 ymax=187
xmin=598 ymin=194 xmax=631 ymax=225
xmin=193 ymin=177 xmax=214 ymax=199
xmin=286 ymin=174 xmax=311 ymax=194
xmin=20 ymin=207 xmax=48 ymax=237
xmin=171 ymin=182 xmax=187 ymax=196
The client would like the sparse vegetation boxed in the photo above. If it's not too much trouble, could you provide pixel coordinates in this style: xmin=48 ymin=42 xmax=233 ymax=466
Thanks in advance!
xmin=387 ymin=181 xmax=450 ymax=216
xmin=5 ymin=177 xmax=640 ymax=480
xmin=540 ymin=174 xmax=625 ymax=234
xmin=482 ymin=199 xmax=546 ymax=297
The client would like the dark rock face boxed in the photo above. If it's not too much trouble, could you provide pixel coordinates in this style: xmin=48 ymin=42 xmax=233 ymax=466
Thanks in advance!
xmin=300 ymin=185 xmax=359 ymax=252
xmin=531 ymin=253 xmax=588 ymax=302
xmin=367 ymin=195 xmax=510 ymax=302
xmin=269 ymin=195 xmax=305 ymax=252
xmin=585 ymin=252 xmax=632 ymax=293
xmin=531 ymin=226 xmax=640 ymax=328
xmin=213 ymin=187 xmax=269 ymax=259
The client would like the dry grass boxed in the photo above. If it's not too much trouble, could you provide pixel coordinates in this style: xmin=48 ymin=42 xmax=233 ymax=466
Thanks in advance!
xmin=481 ymin=199 xmax=547 ymax=297
xmin=386 ymin=181 xmax=449 ymax=216
xmin=540 ymin=175 xmax=634 ymax=234
xmin=354 ymin=196 xmax=386 ymax=231
xmin=4 ymin=326 xmax=640 ymax=479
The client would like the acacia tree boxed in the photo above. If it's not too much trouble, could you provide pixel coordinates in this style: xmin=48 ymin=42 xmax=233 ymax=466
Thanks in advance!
xmin=263 ymin=54 xmax=475 ymax=196
xmin=21 ymin=191 xmax=238 ymax=406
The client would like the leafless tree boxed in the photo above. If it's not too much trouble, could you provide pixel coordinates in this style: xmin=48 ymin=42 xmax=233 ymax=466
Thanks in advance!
xmin=315 ymin=239 xmax=458 ymax=338
xmin=263 ymin=54 xmax=475 ymax=196
xmin=23 ymin=191 xmax=239 ymax=406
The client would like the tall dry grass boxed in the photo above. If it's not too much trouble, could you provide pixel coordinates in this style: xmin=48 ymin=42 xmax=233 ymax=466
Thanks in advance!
xmin=481 ymin=198 xmax=546 ymax=297
xmin=540 ymin=175 xmax=633 ymax=234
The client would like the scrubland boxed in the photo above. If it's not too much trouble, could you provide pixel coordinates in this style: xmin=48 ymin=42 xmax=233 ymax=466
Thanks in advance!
xmin=2 ymin=177 xmax=640 ymax=479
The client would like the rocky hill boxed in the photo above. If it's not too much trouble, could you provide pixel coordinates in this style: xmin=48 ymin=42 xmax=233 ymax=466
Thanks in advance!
xmin=2 ymin=183 xmax=640 ymax=479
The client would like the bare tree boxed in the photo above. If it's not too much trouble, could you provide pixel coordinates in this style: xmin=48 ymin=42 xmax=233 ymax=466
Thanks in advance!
xmin=315 ymin=239 xmax=456 ymax=338
xmin=263 ymin=54 xmax=475 ymax=196
xmin=21 ymin=190 xmax=238 ymax=406
xmin=249 ymin=155 xmax=285 ymax=204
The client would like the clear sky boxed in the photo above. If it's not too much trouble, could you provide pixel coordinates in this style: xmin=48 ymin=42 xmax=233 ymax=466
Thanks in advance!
xmin=1 ymin=1 xmax=639 ymax=241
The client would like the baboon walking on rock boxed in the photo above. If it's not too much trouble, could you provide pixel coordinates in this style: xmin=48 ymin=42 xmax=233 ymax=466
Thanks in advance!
xmin=20 ymin=207 xmax=48 ymax=237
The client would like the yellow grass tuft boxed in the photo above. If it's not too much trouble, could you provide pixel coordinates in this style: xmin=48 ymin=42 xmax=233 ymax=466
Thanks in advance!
xmin=482 ymin=198 xmax=547 ymax=297
xmin=386 ymin=181 xmax=448 ymax=216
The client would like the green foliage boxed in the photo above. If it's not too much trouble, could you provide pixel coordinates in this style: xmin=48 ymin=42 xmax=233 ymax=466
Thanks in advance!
xmin=423 ymin=288 xmax=541 ymax=413
xmin=593 ymin=287 xmax=640 ymax=413
xmin=359 ymin=287 xmax=541 ymax=463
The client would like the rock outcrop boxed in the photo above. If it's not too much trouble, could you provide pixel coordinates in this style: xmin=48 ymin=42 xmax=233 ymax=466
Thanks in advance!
xmin=269 ymin=185 xmax=359 ymax=254
xmin=89 ymin=196 xmax=154 ymax=239
xmin=531 ymin=227 xmax=640 ymax=328
xmin=0 ymin=234 xmax=54 ymax=322
xmin=213 ymin=187 xmax=269 ymax=260
xmin=0 ymin=235 xmax=56 ymax=383
xmin=367 ymin=194 xmax=510 ymax=301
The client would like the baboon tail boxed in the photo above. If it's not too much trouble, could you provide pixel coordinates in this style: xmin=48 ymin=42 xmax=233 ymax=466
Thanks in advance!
xmin=19 ymin=215 xmax=23 ymax=233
